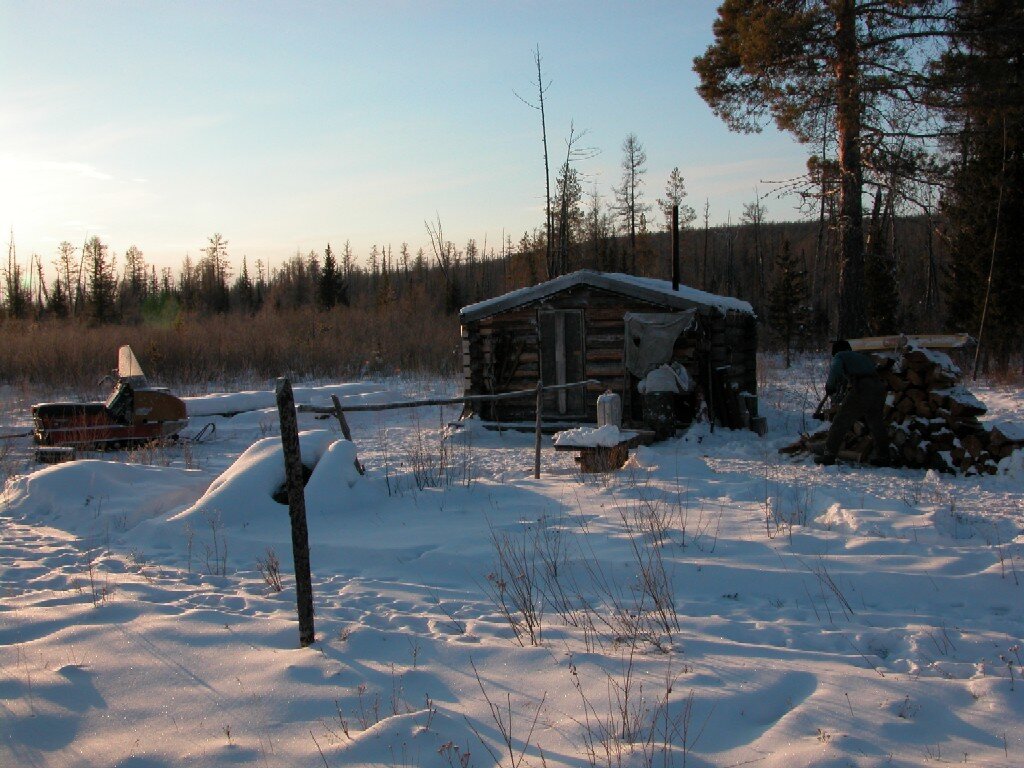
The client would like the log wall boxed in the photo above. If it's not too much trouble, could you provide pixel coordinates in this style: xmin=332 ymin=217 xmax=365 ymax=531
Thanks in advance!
xmin=461 ymin=285 xmax=757 ymax=424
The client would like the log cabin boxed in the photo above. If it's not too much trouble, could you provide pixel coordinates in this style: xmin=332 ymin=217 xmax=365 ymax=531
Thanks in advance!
xmin=459 ymin=270 xmax=758 ymax=430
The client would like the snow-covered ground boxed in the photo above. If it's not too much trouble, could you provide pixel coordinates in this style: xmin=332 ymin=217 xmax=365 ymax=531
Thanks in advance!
xmin=1 ymin=359 xmax=1022 ymax=767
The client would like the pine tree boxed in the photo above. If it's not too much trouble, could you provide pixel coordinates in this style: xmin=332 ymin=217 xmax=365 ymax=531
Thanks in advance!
xmin=768 ymin=240 xmax=810 ymax=368
xmin=936 ymin=0 xmax=1024 ymax=368
xmin=695 ymin=0 xmax=949 ymax=337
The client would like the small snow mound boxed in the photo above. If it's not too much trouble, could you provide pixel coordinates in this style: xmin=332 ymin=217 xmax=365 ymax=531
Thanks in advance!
xmin=305 ymin=439 xmax=361 ymax=508
xmin=991 ymin=420 xmax=1024 ymax=442
xmin=997 ymin=448 xmax=1024 ymax=479
xmin=172 ymin=430 xmax=336 ymax=529
xmin=3 ymin=460 xmax=207 ymax=535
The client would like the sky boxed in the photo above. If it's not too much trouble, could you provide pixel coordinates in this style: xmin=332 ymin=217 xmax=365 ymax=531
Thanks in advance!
xmin=0 ymin=1 xmax=812 ymax=272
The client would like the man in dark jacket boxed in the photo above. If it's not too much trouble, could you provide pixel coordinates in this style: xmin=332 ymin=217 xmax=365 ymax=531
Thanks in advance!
xmin=815 ymin=339 xmax=891 ymax=466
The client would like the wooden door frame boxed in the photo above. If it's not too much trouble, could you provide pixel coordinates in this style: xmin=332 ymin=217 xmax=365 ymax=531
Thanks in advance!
xmin=538 ymin=308 xmax=586 ymax=416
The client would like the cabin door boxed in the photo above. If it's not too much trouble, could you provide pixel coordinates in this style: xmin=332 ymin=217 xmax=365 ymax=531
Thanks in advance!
xmin=538 ymin=309 xmax=585 ymax=416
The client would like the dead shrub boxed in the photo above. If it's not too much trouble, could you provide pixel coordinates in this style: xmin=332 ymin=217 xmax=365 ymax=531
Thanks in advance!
xmin=0 ymin=304 xmax=458 ymax=389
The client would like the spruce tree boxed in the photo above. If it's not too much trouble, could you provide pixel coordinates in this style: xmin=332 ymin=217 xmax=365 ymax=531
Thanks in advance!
xmin=84 ymin=236 xmax=117 ymax=323
xmin=768 ymin=240 xmax=810 ymax=368
xmin=864 ymin=248 xmax=900 ymax=335
xmin=656 ymin=167 xmax=697 ymax=232
xmin=233 ymin=256 xmax=255 ymax=313
xmin=319 ymin=243 xmax=342 ymax=309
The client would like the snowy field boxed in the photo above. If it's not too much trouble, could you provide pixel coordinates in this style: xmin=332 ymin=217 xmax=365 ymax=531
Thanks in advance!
xmin=1 ymin=357 xmax=1023 ymax=767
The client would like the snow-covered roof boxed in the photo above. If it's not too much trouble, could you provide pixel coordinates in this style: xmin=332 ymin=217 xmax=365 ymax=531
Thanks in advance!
xmin=459 ymin=270 xmax=754 ymax=322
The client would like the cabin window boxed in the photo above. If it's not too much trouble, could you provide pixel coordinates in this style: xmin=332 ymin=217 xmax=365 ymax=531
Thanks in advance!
xmin=538 ymin=309 xmax=585 ymax=416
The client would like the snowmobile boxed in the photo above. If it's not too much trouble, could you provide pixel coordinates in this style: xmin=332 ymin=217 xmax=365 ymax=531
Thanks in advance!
xmin=32 ymin=346 xmax=188 ymax=449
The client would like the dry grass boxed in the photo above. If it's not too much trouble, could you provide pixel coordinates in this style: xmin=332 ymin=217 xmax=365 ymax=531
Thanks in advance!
xmin=0 ymin=304 xmax=460 ymax=389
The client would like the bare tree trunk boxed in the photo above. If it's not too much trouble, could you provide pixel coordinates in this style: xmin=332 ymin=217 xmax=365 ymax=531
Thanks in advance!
xmin=834 ymin=0 xmax=867 ymax=339
xmin=812 ymin=114 xmax=828 ymax=304
xmin=923 ymin=201 xmax=938 ymax=319
xmin=702 ymin=200 xmax=710 ymax=288
xmin=973 ymin=116 xmax=1008 ymax=380
xmin=535 ymin=48 xmax=553 ymax=281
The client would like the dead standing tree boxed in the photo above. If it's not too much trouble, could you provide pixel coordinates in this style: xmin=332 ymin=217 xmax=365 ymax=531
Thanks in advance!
xmin=425 ymin=215 xmax=461 ymax=314
xmin=614 ymin=133 xmax=649 ymax=274
xmin=553 ymin=123 xmax=597 ymax=278
xmin=515 ymin=46 xmax=555 ymax=280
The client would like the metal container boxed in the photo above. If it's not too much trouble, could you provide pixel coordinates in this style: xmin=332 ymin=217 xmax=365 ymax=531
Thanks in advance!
xmin=596 ymin=390 xmax=622 ymax=428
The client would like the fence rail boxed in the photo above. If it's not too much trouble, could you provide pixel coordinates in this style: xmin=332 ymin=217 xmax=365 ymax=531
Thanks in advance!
xmin=296 ymin=379 xmax=601 ymax=415
xmin=299 ymin=378 xmax=601 ymax=480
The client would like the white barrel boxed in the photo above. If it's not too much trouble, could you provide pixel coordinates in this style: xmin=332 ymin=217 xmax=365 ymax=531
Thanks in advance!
xmin=596 ymin=390 xmax=622 ymax=428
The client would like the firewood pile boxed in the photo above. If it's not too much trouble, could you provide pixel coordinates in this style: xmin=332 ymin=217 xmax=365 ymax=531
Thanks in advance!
xmin=803 ymin=343 xmax=1024 ymax=473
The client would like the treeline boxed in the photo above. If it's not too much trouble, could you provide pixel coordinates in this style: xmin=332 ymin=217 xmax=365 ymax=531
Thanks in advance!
xmin=0 ymin=207 xmax=1012 ymax=386
xmin=0 ymin=210 xmax=946 ymax=387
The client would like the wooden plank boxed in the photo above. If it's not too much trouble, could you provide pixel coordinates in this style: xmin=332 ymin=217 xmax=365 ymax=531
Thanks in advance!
xmin=850 ymin=333 xmax=972 ymax=351
xmin=585 ymin=362 xmax=627 ymax=377
xmin=585 ymin=334 xmax=626 ymax=348
xmin=585 ymin=319 xmax=629 ymax=331
xmin=587 ymin=348 xmax=625 ymax=363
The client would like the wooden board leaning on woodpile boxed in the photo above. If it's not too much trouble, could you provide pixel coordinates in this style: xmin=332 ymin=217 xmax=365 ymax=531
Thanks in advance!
xmin=783 ymin=341 xmax=1024 ymax=474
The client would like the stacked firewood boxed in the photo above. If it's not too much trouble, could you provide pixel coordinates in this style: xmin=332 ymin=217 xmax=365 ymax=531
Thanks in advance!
xmin=811 ymin=343 xmax=1024 ymax=474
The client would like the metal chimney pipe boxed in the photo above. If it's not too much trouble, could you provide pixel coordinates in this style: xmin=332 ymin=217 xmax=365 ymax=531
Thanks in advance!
xmin=671 ymin=204 xmax=680 ymax=291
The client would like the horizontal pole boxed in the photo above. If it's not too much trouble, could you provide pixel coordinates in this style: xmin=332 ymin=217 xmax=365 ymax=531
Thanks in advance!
xmin=297 ymin=379 xmax=601 ymax=415
xmin=0 ymin=430 xmax=34 ymax=440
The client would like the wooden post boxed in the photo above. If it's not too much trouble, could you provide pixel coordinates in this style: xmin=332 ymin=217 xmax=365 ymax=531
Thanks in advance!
xmin=534 ymin=380 xmax=543 ymax=479
xmin=275 ymin=378 xmax=316 ymax=648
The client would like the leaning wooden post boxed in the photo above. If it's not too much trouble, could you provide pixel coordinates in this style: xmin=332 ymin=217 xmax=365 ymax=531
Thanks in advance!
xmin=534 ymin=380 xmax=543 ymax=479
xmin=275 ymin=377 xmax=316 ymax=648
xmin=331 ymin=394 xmax=365 ymax=475
xmin=330 ymin=394 xmax=354 ymax=441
